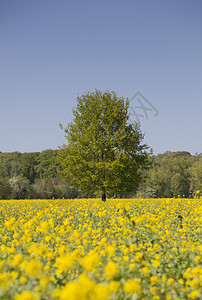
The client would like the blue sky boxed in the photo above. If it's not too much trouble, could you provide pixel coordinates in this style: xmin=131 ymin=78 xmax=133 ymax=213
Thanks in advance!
xmin=1 ymin=0 xmax=202 ymax=154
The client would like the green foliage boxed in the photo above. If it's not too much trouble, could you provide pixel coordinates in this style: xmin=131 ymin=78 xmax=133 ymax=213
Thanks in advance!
xmin=32 ymin=178 xmax=79 ymax=199
xmin=0 ymin=150 xmax=58 ymax=181
xmin=9 ymin=175 xmax=31 ymax=199
xmin=188 ymin=156 xmax=202 ymax=193
xmin=0 ymin=177 xmax=13 ymax=199
xmin=0 ymin=152 xmax=22 ymax=178
xmin=58 ymin=90 xmax=151 ymax=197
xmin=35 ymin=149 xmax=59 ymax=179
xmin=0 ymin=142 xmax=201 ymax=199
xmin=139 ymin=151 xmax=201 ymax=198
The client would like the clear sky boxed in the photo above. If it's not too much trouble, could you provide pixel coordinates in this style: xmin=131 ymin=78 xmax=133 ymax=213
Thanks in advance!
xmin=1 ymin=0 xmax=202 ymax=155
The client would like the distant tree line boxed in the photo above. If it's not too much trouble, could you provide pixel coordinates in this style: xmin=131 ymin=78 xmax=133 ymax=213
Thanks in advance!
xmin=136 ymin=151 xmax=201 ymax=198
xmin=0 ymin=150 xmax=78 ymax=199
xmin=0 ymin=150 xmax=201 ymax=199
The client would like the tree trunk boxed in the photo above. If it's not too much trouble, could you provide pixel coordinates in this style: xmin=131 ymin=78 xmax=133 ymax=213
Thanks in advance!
xmin=102 ymin=192 xmax=106 ymax=201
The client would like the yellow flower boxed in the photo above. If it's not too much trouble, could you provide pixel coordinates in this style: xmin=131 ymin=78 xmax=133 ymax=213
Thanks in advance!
xmin=10 ymin=271 xmax=18 ymax=280
xmin=24 ymin=260 xmax=42 ymax=278
xmin=129 ymin=263 xmax=136 ymax=269
xmin=124 ymin=247 xmax=129 ymax=255
xmin=194 ymin=256 xmax=201 ymax=262
xmin=79 ymin=273 xmax=95 ymax=293
xmin=104 ymin=261 xmax=118 ymax=279
xmin=188 ymin=290 xmax=200 ymax=299
xmin=198 ymin=245 xmax=202 ymax=254
xmin=12 ymin=254 xmax=23 ymax=267
xmin=178 ymin=279 xmax=184 ymax=285
xmin=183 ymin=271 xmax=192 ymax=279
xmin=55 ymin=253 xmax=75 ymax=275
xmin=52 ymin=289 xmax=61 ymax=298
xmin=186 ymin=279 xmax=199 ymax=289
xmin=167 ymin=278 xmax=175 ymax=286
xmin=150 ymin=287 xmax=156 ymax=293
xmin=129 ymin=243 xmax=138 ymax=252
xmin=39 ymin=221 xmax=49 ymax=234
xmin=153 ymin=243 xmax=160 ymax=251
xmin=59 ymin=281 xmax=80 ymax=300
xmin=108 ymin=281 xmax=120 ymax=292
xmin=45 ymin=235 xmax=51 ymax=242
xmin=19 ymin=277 xmax=27 ymax=284
xmin=123 ymin=278 xmax=142 ymax=296
xmin=123 ymin=255 xmax=128 ymax=262
xmin=135 ymin=252 xmax=143 ymax=262
xmin=1 ymin=198 xmax=202 ymax=299
xmin=0 ymin=272 xmax=10 ymax=290
xmin=4 ymin=217 xmax=16 ymax=231
xmin=140 ymin=266 xmax=150 ymax=276
xmin=80 ymin=252 xmax=99 ymax=272
xmin=105 ymin=245 xmax=116 ymax=257
xmin=150 ymin=276 xmax=159 ymax=285
xmin=15 ymin=291 xmax=38 ymax=300
xmin=91 ymin=284 xmax=110 ymax=300
xmin=0 ymin=260 xmax=4 ymax=270
xmin=39 ymin=276 xmax=50 ymax=288
xmin=153 ymin=260 xmax=160 ymax=268
xmin=191 ymin=266 xmax=200 ymax=276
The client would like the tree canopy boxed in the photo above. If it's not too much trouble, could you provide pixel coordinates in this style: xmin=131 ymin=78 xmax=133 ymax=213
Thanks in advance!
xmin=137 ymin=152 xmax=202 ymax=198
xmin=0 ymin=149 xmax=201 ymax=199
xmin=58 ymin=90 xmax=151 ymax=200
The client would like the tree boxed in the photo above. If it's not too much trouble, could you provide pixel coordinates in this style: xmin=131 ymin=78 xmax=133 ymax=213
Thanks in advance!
xmin=36 ymin=150 xmax=59 ymax=179
xmin=58 ymin=90 xmax=151 ymax=200
xmin=9 ymin=175 xmax=31 ymax=199
xmin=0 ymin=177 xmax=13 ymax=199
xmin=188 ymin=156 xmax=202 ymax=194
xmin=142 ymin=151 xmax=194 ymax=198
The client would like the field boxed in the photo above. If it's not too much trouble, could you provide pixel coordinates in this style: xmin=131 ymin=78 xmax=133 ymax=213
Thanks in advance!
xmin=0 ymin=199 xmax=201 ymax=300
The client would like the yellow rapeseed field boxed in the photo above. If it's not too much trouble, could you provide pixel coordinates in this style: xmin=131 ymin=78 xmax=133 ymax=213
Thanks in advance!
xmin=0 ymin=198 xmax=201 ymax=300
